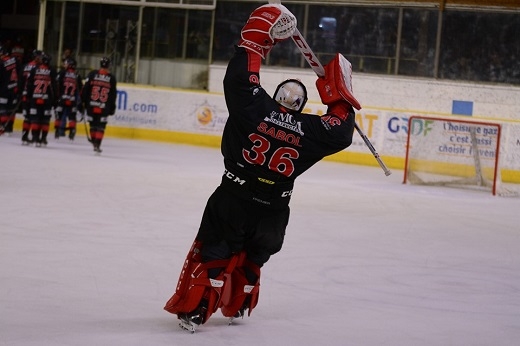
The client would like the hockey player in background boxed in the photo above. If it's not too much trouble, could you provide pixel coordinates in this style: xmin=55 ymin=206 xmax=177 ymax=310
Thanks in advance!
xmin=0 ymin=44 xmax=19 ymax=136
xmin=81 ymin=57 xmax=117 ymax=153
xmin=164 ymin=4 xmax=362 ymax=333
xmin=6 ymin=38 xmax=24 ymax=135
xmin=25 ymin=53 xmax=56 ymax=146
xmin=54 ymin=57 xmax=83 ymax=141
xmin=20 ymin=50 xmax=42 ymax=144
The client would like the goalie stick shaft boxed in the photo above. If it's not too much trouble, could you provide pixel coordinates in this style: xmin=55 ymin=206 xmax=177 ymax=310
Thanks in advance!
xmin=291 ymin=28 xmax=391 ymax=176
xmin=268 ymin=0 xmax=392 ymax=176
xmin=268 ymin=0 xmax=391 ymax=176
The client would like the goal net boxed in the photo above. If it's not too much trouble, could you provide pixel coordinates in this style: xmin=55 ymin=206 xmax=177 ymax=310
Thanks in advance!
xmin=403 ymin=116 xmax=518 ymax=196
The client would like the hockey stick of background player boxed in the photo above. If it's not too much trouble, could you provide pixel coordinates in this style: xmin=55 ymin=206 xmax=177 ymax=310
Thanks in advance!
xmin=268 ymin=0 xmax=391 ymax=176
xmin=81 ymin=111 xmax=92 ymax=143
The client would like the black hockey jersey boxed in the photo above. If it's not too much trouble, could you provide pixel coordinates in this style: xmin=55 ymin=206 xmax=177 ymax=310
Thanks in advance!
xmin=0 ymin=54 xmax=19 ymax=100
xmin=57 ymin=68 xmax=83 ymax=108
xmin=21 ymin=60 xmax=38 ymax=98
xmin=220 ymin=46 xmax=355 ymax=207
xmin=82 ymin=68 xmax=117 ymax=116
xmin=25 ymin=63 xmax=57 ymax=107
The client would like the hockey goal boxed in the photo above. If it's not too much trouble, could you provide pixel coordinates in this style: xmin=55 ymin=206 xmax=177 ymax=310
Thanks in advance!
xmin=403 ymin=116 xmax=517 ymax=196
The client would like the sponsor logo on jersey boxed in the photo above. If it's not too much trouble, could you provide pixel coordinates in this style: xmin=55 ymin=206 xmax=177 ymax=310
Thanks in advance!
xmin=264 ymin=111 xmax=304 ymax=135
xmin=224 ymin=169 xmax=246 ymax=185
xmin=94 ymin=74 xmax=111 ymax=83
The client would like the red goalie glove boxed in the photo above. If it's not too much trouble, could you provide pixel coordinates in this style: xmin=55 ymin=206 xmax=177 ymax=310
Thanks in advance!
xmin=316 ymin=53 xmax=362 ymax=110
xmin=238 ymin=4 xmax=297 ymax=59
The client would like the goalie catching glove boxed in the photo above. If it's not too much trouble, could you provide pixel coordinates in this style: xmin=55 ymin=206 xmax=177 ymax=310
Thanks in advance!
xmin=238 ymin=4 xmax=297 ymax=59
xmin=316 ymin=53 xmax=362 ymax=111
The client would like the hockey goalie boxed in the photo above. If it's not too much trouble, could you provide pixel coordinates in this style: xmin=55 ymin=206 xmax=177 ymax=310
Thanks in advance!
xmin=164 ymin=3 xmax=361 ymax=333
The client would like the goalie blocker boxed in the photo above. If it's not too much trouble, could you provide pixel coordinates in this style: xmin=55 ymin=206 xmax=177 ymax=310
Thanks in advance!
xmin=316 ymin=53 xmax=362 ymax=113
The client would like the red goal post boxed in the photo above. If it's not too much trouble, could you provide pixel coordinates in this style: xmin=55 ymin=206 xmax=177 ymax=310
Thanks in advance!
xmin=403 ymin=116 xmax=503 ymax=195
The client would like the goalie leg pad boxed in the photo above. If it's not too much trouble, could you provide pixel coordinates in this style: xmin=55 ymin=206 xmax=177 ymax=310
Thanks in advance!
xmin=164 ymin=263 xmax=226 ymax=316
xmin=164 ymin=240 xmax=202 ymax=313
xmin=220 ymin=255 xmax=261 ymax=318
xmin=165 ymin=240 xmax=246 ymax=324
xmin=164 ymin=240 xmax=228 ymax=322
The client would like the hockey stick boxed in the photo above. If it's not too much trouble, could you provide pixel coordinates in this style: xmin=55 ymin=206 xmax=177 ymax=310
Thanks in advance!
xmin=291 ymin=29 xmax=391 ymax=176
xmin=81 ymin=111 xmax=92 ymax=143
xmin=268 ymin=0 xmax=391 ymax=176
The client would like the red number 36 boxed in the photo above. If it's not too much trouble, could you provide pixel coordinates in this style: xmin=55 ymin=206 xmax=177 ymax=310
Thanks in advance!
xmin=242 ymin=133 xmax=299 ymax=177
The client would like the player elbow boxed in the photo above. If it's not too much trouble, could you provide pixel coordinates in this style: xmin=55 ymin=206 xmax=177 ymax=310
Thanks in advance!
xmin=343 ymin=135 xmax=353 ymax=149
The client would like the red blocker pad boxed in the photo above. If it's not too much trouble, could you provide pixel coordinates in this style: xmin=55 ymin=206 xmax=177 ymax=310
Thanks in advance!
xmin=316 ymin=53 xmax=362 ymax=110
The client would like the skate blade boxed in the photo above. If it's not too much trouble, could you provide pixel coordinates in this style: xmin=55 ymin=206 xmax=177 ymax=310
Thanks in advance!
xmin=178 ymin=319 xmax=197 ymax=333
xmin=228 ymin=311 xmax=245 ymax=325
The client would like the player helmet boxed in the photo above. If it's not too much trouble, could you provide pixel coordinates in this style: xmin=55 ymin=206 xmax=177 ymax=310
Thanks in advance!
xmin=41 ymin=53 xmax=51 ymax=65
xmin=0 ymin=44 xmax=6 ymax=55
xmin=100 ymin=57 xmax=111 ymax=68
xmin=273 ymin=79 xmax=308 ymax=113
xmin=64 ymin=58 xmax=76 ymax=68
xmin=32 ymin=49 xmax=43 ymax=58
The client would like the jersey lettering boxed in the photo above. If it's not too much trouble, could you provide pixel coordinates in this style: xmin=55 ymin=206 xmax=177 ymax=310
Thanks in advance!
xmin=257 ymin=122 xmax=301 ymax=146
xmin=321 ymin=115 xmax=342 ymax=127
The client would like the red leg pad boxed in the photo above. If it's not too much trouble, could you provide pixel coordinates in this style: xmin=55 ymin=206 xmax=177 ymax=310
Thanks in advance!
xmin=164 ymin=240 xmax=232 ymax=323
xmin=220 ymin=259 xmax=261 ymax=317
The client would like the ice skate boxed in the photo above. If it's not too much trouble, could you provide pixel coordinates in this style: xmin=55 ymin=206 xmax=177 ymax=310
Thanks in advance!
xmin=228 ymin=308 xmax=245 ymax=325
xmin=177 ymin=313 xmax=201 ymax=333
xmin=69 ymin=129 xmax=76 ymax=141
xmin=228 ymin=297 xmax=250 ymax=325
xmin=177 ymin=300 xmax=208 ymax=333
xmin=21 ymin=134 xmax=31 ymax=146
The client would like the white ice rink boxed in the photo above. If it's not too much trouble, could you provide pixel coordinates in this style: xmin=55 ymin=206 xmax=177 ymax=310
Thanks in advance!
xmin=1 ymin=133 xmax=520 ymax=346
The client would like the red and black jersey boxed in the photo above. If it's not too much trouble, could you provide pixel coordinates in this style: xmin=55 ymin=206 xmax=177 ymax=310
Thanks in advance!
xmin=21 ymin=60 xmax=39 ymax=101
xmin=10 ymin=44 xmax=25 ymax=66
xmin=25 ymin=62 xmax=57 ymax=107
xmin=22 ymin=60 xmax=38 ymax=83
xmin=222 ymin=46 xmax=354 ymax=180
xmin=57 ymin=67 xmax=83 ymax=107
xmin=0 ymin=54 xmax=19 ymax=98
xmin=82 ymin=68 xmax=117 ymax=116
xmin=220 ymin=46 xmax=354 ymax=207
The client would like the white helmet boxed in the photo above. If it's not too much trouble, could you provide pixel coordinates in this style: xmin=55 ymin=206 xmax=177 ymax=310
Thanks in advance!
xmin=273 ymin=79 xmax=308 ymax=113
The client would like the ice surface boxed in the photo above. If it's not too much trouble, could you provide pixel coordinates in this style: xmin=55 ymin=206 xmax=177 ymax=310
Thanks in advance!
xmin=1 ymin=134 xmax=520 ymax=346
